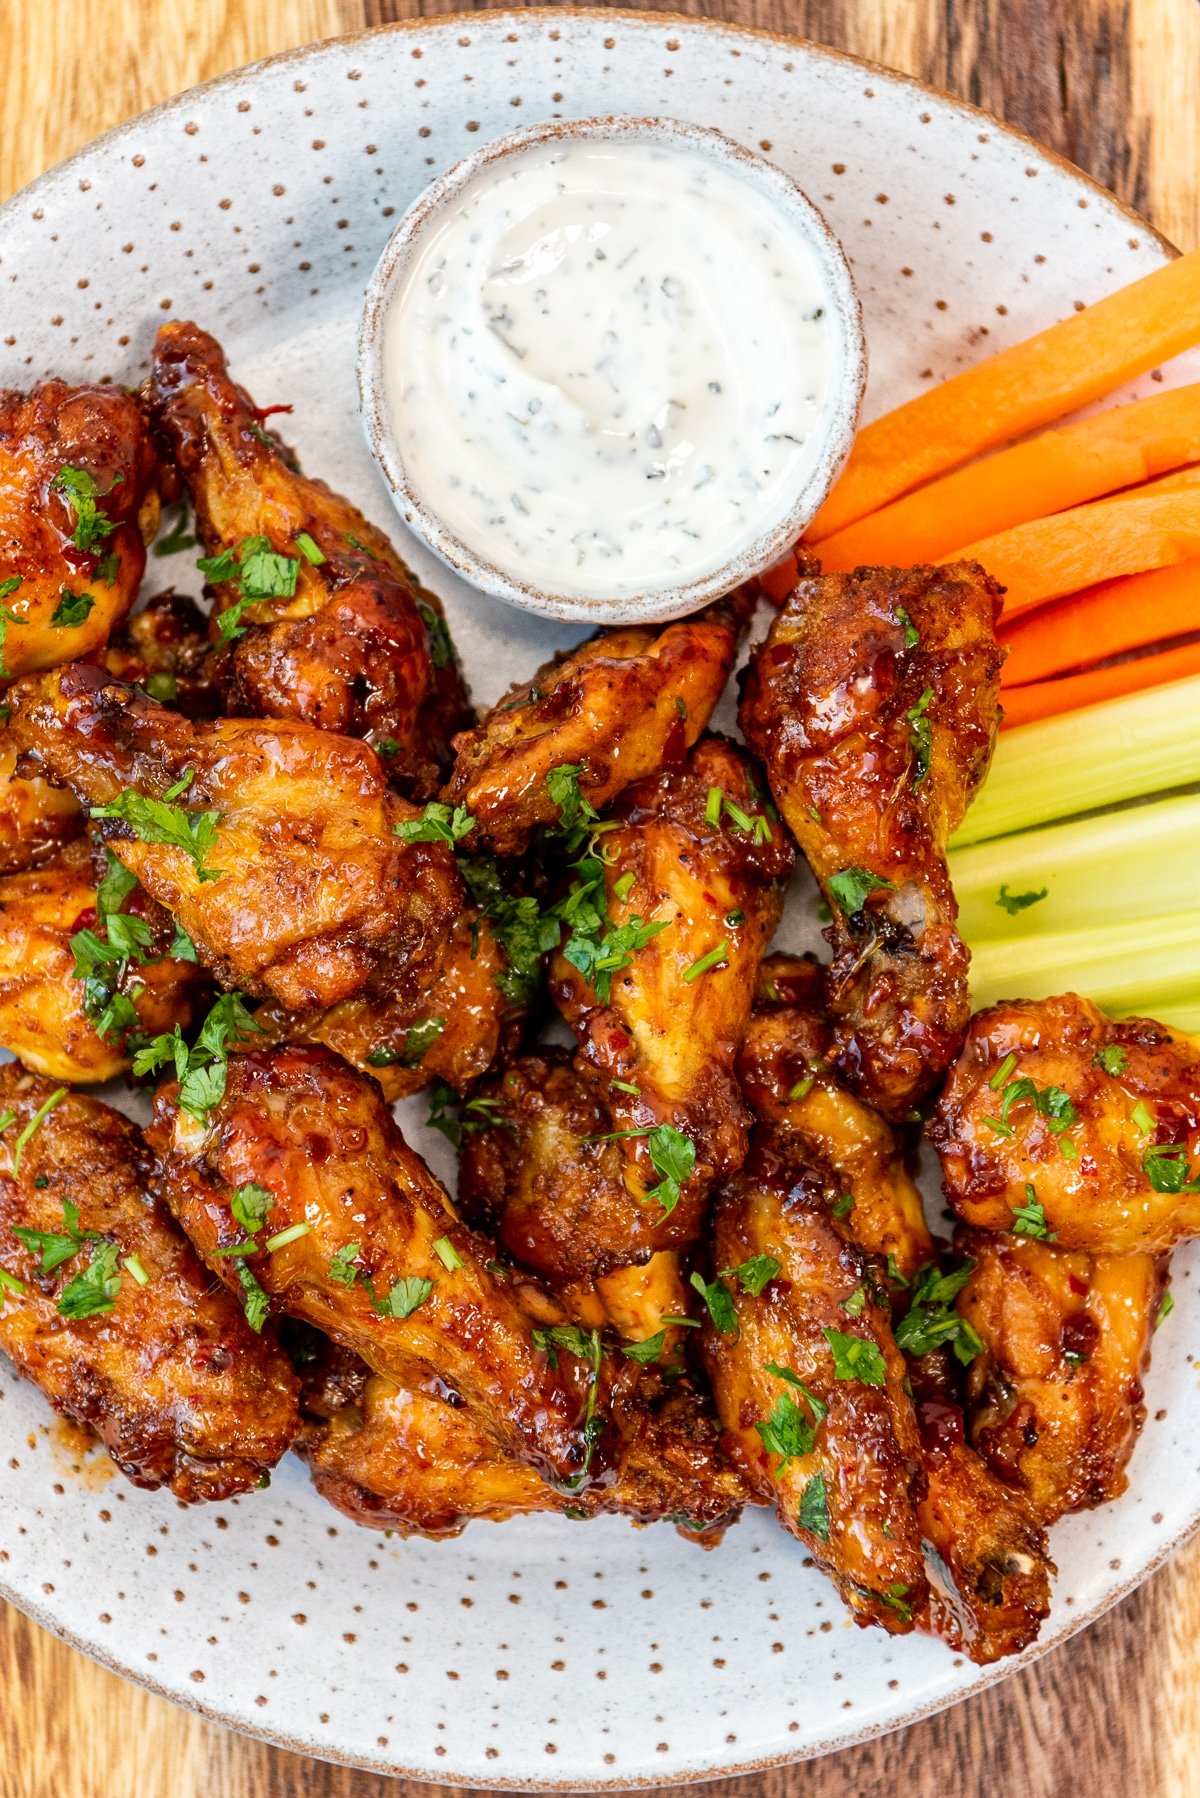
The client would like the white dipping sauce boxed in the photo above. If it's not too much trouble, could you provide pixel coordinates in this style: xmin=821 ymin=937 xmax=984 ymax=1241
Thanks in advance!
xmin=382 ymin=136 xmax=840 ymax=600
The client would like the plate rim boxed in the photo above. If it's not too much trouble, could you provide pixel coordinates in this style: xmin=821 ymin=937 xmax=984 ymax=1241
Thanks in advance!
xmin=0 ymin=10 xmax=1186 ymax=1786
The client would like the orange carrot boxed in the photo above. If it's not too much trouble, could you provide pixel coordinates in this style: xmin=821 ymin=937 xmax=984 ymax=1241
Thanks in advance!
xmin=957 ymin=489 xmax=1200 ymax=619
xmin=1001 ymin=639 xmax=1200 ymax=727
xmin=758 ymin=554 xmax=801 ymax=604
xmin=813 ymin=384 xmax=1200 ymax=571
xmin=999 ymin=560 xmax=1200 ymax=686
xmin=807 ymin=247 xmax=1200 ymax=541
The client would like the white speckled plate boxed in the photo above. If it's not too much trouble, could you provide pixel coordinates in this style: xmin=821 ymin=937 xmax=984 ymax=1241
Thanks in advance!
xmin=0 ymin=12 xmax=1196 ymax=1787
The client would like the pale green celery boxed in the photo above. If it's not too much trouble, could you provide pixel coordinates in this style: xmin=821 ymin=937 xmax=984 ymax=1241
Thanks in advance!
xmin=968 ymin=910 xmax=1200 ymax=1029
xmin=951 ymin=793 xmax=1200 ymax=943
xmin=952 ymin=673 xmax=1200 ymax=848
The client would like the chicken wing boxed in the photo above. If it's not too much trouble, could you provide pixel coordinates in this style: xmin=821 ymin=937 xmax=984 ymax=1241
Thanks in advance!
xmin=0 ymin=1069 xmax=298 ymax=1499
xmin=954 ymin=1225 xmax=1163 ymax=1525
xmin=147 ymin=321 xmax=469 ymax=797
xmin=0 ymin=727 xmax=80 ymax=873
xmin=7 ymin=663 xmax=461 ymax=1011
xmin=737 ymin=952 xmax=934 ymax=1279
xmin=443 ymin=595 xmax=752 ymax=857
xmin=297 ymin=1347 xmax=744 ymax=1542
xmin=702 ymin=1129 xmax=928 ymax=1633
xmin=0 ymin=836 xmax=207 ymax=1083
xmin=0 ymin=379 xmax=159 ymax=682
xmin=547 ymin=736 xmax=793 ymax=1260
xmin=931 ymin=994 xmax=1200 ymax=1255
xmin=254 ymin=909 xmax=520 ymax=1103
xmin=104 ymin=590 xmax=220 ymax=719
xmin=739 ymin=561 xmax=1004 ymax=1119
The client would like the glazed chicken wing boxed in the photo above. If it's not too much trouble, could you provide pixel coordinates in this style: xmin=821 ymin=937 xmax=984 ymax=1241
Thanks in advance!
xmin=702 ymin=1129 xmax=928 ymax=1632
xmin=740 ymin=561 xmax=1004 ymax=1118
xmin=954 ymin=1225 xmax=1163 ymax=1525
xmin=297 ymin=1347 xmax=744 ymax=1542
xmin=547 ymin=736 xmax=793 ymax=1260
xmin=444 ymin=595 xmax=752 ymax=857
xmin=0 ymin=836 xmax=207 ymax=1083
xmin=147 ymin=321 xmax=469 ymax=796
xmin=0 ymin=380 xmax=159 ymax=682
xmin=0 ymin=726 xmax=80 ymax=873
xmin=104 ymin=590 xmax=220 ymax=719
xmin=7 ymin=663 xmax=461 ymax=1011
xmin=931 ymin=994 xmax=1200 ymax=1255
xmin=0 ymin=1069 xmax=298 ymax=1499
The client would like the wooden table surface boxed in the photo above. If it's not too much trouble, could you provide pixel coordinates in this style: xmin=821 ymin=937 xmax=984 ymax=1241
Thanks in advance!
xmin=3 ymin=1 xmax=1200 ymax=1793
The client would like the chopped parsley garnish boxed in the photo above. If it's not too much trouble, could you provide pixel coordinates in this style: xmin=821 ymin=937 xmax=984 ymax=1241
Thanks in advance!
xmin=132 ymin=991 xmax=261 ymax=1123
xmin=236 ymin=1260 xmax=270 ymax=1333
xmin=51 ymin=465 xmax=122 ymax=553
xmin=154 ymin=502 xmax=196 ymax=557
xmin=895 ymin=606 xmax=920 ymax=649
xmin=169 ymin=925 xmax=197 ymax=962
xmin=984 ymin=1077 xmax=1077 ymax=1144
xmin=460 ymin=856 xmax=560 ymax=1007
xmin=893 ymin=1260 xmax=984 ymax=1364
xmin=393 ymin=800 xmax=475 ymax=846
xmin=1156 ymin=1290 xmax=1175 ymax=1330
xmin=880 ymin=1583 xmax=912 ymax=1622
xmin=689 ymin=1270 xmax=738 ymax=1336
xmin=841 ymin=1284 xmax=867 ymax=1318
xmin=230 ymin=1182 xmax=274 ymax=1236
xmin=823 ymin=1327 xmax=887 ymax=1387
xmin=8 ymin=1087 xmax=66 ymax=1178
xmin=374 ymin=1274 xmax=435 ymax=1319
xmin=798 ymin=1471 xmax=830 ymax=1540
xmin=827 ymin=867 xmax=894 ymax=918
xmin=91 ymin=768 xmax=221 ymax=882
xmin=530 ymin=1324 xmax=605 ymax=1488
xmin=432 ymin=1235 xmax=463 ymax=1272
xmin=545 ymin=763 xmax=600 ymax=852
xmin=585 ymin=1122 xmax=696 ymax=1216
xmin=1095 ymin=1045 xmax=1129 ymax=1076
xmin=996 ymin=884 xmax=1049 ymax=916
xmin=682 ymin=942 xmax=730 ymax=984
xmin=416 ymin=599 xmax=455 ymax=669
xmin=0 ymin=1269 xmax=26 ymax=1300
xmin=196 ymin=535 xmax=301 ymax=641
xmin=620 ymin=1316 xmax=700 ymax=1366
xmin=425 ymin=1085 xmax=510 ymax=1148
xmin=327 ymin=1244 xmax=361 ymax=1286
xmin=1142 ymin=1144 xmax=1200 ymax=1194
xmin=754 ymin=1367 xmax=827 ymax=1472
xmin=724 ymin=1253 xmax=780 ymax=1297
xmin=397 ymin=1017 xmax=446 ymax=1069
xmin=51 ymin=589 xmax=94 ymax=629
xmin=58 ymin=1240 xmax=123 ymax=1319
xmin=905 ymin=685 xmax=933 ymax=788
xmin=13 ymin=1194 xmax=96 ymax=1273
xmin=1011 ymin=1184 xmax=1056 ymax=1240
xmin=551 ymin=845 xmax=667 ymax=1003
xmin=706 ymin=788 xmax=774 ymax=845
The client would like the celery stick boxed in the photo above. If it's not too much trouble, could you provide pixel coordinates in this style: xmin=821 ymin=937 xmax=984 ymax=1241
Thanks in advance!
xmin=952 ymin=793 xmax=1200 ymax=942
xmin=968 ymin=910 xmax=1200 ymax=1025
xmin=952 ymin=673 xmax=1200 ymax=847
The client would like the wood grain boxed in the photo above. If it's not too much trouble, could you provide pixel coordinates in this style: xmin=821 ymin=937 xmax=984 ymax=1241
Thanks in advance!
xmin=2 ymin=2 xmax=1199 ymax=1795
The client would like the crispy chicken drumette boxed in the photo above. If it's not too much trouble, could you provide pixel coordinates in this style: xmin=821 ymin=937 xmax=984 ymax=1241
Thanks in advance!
xmin=444 ymin=595 xmax=753 ymax=858
xmin=0 ymin=1069 xmax=298 ymax=1499
xmin=0 ymin=379 xmax=159 ymax=682
xmin=7 ymin=663 xmax=461 ymax=1012
xmin=740 ymin=561 xmax=1004 ymax=1119
xmin=146 ymin=320 xmax=469 ymax=797
xmin=931 ymin=994 xmax=1200 ymax=1255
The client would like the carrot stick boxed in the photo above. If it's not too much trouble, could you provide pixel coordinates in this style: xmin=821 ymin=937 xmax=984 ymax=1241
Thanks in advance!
xmin=813 ymin=384 xmax=1200 ymax=571
xmin=957 ymin=489 xmax=1200 ymax=618
xmin=807 ymin=247 xmax=1200 ymax=541
xmin=999 ymin=561 xmax=1200 ymax=686
xmin=1001 ymin=639 xmax=1200 ymax=728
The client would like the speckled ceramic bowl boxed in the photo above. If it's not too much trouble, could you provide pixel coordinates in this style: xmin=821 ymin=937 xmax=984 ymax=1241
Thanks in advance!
xmin=357 ymin=115 xmax=867 ymax=623
xmin=0 ymin=11 xmax=1195 ymax=1789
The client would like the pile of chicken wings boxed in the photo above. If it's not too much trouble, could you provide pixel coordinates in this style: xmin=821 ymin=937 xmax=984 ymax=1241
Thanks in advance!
xmin=0 ymin=322 xmax=1196 ymax=1666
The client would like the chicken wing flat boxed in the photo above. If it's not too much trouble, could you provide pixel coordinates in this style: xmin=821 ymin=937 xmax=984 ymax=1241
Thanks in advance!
xmin=149 ymin=1042 xmax=638 ymax=1489
xmin=954 ymin=1225 xmax=1163 ymax=1525
xmin=104 ymin=590 xmax=220 ymax=719
xmin=7 ymin=664 xmax=461 ymax=1011
xmin=255 ymin=909 xmax=519 ymax=1103
xmin=931 ymin=994 xmax=1200 ymax=1255
xmin=0 ymin=380 xmax=159 ymax=682
xmin=737 ymin=952 xmax=933 ymax=1280
xmin=0 ymin=727 xmax=80 ymax=874
xmin=548 ymin=736 xmax=793 ymax=1259
xmin=147 ymin=321 xmax=469 ymax=796
xmin=0 ymin=1069 xmax=298 ymax=1499
xmin=298 ymin=1350 xmax=744 ymax=1542
xmin=739 ymin=561 xmax=1004 ymax=1119
xmin=0 ymin=836 xmax=207 ymax=1083
xmin=703 ymin=1129 xmax=928 ymax=1633
xmin=443 ymin=596 xmax=751 ymax=857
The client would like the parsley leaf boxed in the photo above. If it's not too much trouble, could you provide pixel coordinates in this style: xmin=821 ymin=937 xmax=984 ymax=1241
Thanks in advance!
xmin=327 ymin=1243 xmax=361 ymax=1287
xmin=1095 ymin=1044 xmax=1129 ymax=1076
xmin=12 ymin=1193 xmax=99 ymax=1275
xmin=236 ymin=1259 xmax=270 ymax=1332
xmin=425 ymin=1085 xmax=510 ymax=1148
xmin=58 ymin=1240 xmax=123 ymax=1319
xmin=197 ymin=535 xmax=301 ymax=642
xmin=132 ymin=991 xmax=260 ymax=1123
xmin=894 ymin=1260 xmax=985 ymax=1365
xmin=460 ymin=856 xmax=560 ymax=1007
xmin=394 ymin=801 xmax=475 ymax=846
xmin=827 ymin=867 xmax=894 ymax=918
xmin=895 ymin=606 xmax=919 ymax=649
xmin=91 ymin=771 xmax=222 ymax=882
xmin=823 ymin=1326 xmax=887 ymax=1387
xmin=724 ymin=1253 xmax=781 ymax=1297
xmin=545 ymin=763 xmax=599 ymax=852
xmin=51 ymin=589 xmax=94 ymax=628
xmin=400 ymin=1017 xmax=445 ymax=1068
xmin=1143 ymin=1144 xmax=1200 ymax=1195
xmin=51 ymin=466 xmax=122 ymax=553
xmin=154 ymin=502 xmax=196 ymax=557
xmin=798 ymin=1471 xmax=830 ymax=1540
xmin=374 ymin=1274 xmax=435 ymax=1319
xmin=551 ymin=844 xmax=667 ymax=1003
xmin=416 ymin=599 xmax=455 ymax=669
xmin=754 ymin=1370 xmax=827 ymax=1472
xmin=1011 ymin=1183 xmax=1056 ymax=1240
xmin=230 ymin=1182 xmax=274 ymax=1236
xmin=905 ymin=685 xmax=933 ymax=788
xmin=996 ymin=884 xmax=1049 ymax=916
xmin=689 ymin=1270 xmax=738 ymax=1336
